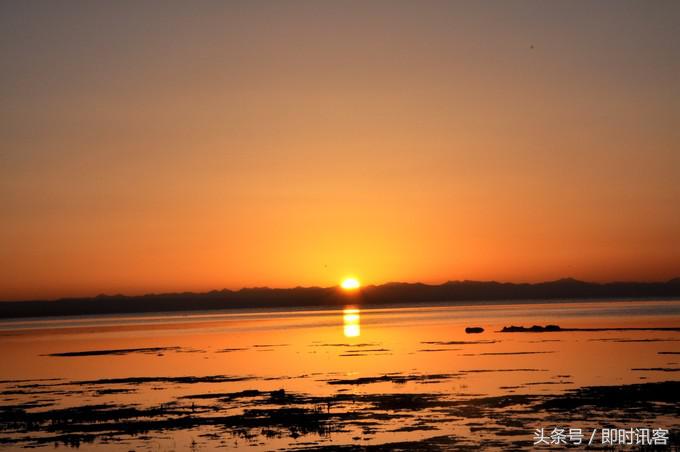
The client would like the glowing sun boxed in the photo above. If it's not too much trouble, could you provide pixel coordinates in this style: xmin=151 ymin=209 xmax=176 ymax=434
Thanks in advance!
xmin=340 ymin=277 xmax=361 ymax=290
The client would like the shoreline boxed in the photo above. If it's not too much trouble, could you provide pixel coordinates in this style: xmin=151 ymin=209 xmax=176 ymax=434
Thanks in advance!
xmin=0 ymin=296 xmax=679 ymax=326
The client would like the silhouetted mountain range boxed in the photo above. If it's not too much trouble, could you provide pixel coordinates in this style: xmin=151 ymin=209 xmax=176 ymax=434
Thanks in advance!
xmin=1 ymin=278 xmax=679 ymax=319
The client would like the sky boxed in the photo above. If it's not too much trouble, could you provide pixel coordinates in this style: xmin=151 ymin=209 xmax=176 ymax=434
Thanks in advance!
xmin=1 ymin=1 xmax=679 ymax=301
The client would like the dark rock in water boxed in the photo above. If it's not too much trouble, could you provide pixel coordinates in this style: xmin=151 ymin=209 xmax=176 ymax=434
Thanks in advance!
xmin=501 ymin=325 xmax=680 ymax=333
xmin=465 ymin=327 xmax=484 ymax=334
xmin=501 ymin=325 xmax=563 ymax=333
xmin=501 ymin=325 xmax=526 ymax=332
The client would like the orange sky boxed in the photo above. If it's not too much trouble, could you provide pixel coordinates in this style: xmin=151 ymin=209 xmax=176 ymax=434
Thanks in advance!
xmin=1 ymin=2 xmax=679 ymax=301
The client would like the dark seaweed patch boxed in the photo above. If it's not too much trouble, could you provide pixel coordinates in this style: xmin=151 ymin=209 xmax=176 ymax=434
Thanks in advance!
xmin=326 ymin=374 xmax=460 ymax=386
xmin=180 ymin=389 xmax=262 ymax=401
xmin=589 ymin=338 xmax=680 ymax=343
xmin=463 ymin=351 xmax=555 ymax=356
xmin=421 ymin=340 xmax=497 ymax=345
xmin=459 ymin=369 xmax=547 ymax=373
xmin=45 ymin=347 xmax=183 ymax=357
xmin=71 ymin=375 xmax=257 ymax=386
xmin=2 ymin=381 xmax=679 ymax=449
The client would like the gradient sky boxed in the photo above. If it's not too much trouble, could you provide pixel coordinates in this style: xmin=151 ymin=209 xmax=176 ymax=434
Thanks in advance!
xmin=2 ymin=1 xmax=679 ymax=300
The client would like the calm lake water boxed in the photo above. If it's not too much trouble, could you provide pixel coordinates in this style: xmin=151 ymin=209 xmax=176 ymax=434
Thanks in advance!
xmin=1 ymin=299 xmax=679 ymax=450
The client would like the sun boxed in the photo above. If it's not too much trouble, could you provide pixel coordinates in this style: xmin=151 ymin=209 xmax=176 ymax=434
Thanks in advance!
xmin=340 ymin=277 xmax=361 ymax=290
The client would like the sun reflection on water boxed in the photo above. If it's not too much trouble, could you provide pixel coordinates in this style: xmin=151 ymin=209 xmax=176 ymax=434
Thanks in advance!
xmin=343 ymin=308 xmax=360 ymax=337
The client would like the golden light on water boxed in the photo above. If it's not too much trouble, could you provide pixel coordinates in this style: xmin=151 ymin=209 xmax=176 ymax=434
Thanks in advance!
xmin=343 ymin=308 xmax=360 ymax=337
xmin=340 ymin=277 xmax=360 ymax=290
